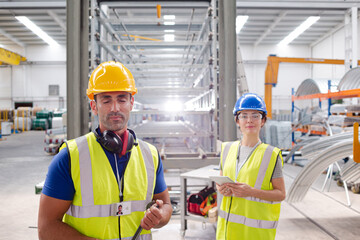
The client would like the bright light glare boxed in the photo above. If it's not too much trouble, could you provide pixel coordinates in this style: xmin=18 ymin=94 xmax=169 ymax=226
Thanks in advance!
xmin=236 ymin=15 xmax=249 ymax=34
xmin=164 ymin=34 xmax=175 ymax=42
xmin=164 ymin=100 xmax=183 ymax=112
xmin=164 ymin=21 xmax=175 ymax=26
xmin=278 ymin=16 xmax=320 ymax=46
xmin=164 ymin=29 xmax=175 ymax=33
xmin=16 ymin=16 xmax=59 ymax=46
xmin=164 ymin=15 xmax=175 ymax=20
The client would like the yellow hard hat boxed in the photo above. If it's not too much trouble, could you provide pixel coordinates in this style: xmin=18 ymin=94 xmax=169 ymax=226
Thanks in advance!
xmin=87 ymin=61 xmax=138 ymax=100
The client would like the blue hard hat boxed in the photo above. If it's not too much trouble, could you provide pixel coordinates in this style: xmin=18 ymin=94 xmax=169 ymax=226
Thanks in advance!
xmin=233 ymin=93 xmax=267 ymax=116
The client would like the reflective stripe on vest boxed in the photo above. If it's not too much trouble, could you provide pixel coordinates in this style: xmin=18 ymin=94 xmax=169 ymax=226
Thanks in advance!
xmin=254 ymin=145 xmax=274 ymax=189
xmin=218 ymin=209 xmax=278 ymax=229
xmin=103 ymin=234 xmax=152 ymax=240
xmin=138 ymin=140 xmax=155 ymax=204
xmin=122 ymin=235 xmax=151 ymax=240
xmin=65 ymin=136 xmax=155 ymax=218
xmin=221 ymin=142 xmax=233 ymax=170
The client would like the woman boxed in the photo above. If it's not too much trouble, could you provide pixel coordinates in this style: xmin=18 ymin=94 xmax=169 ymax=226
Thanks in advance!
xmin=216 ymin=93 xmax=286 ymax=240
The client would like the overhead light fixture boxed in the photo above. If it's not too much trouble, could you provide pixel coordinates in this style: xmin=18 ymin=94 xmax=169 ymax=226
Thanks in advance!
xmin=236 ymin=15 xmax=249 ymax=34
xmin=164 ymin=15 xmax=175 ymax=20
xmin=164 ymin=29 xmax=175 ymax=33
xmin=164 ymin=100 xmax=183 ymax=112
xmin=278 ymin=16 xmax=320 ymax=46
xmin=15 ymin=16 xmax=59 ymax=46
xmin=164 ymin=21 xmax=175 ymax=26
xmin=164 ymin=34 xmax=175 ymax=42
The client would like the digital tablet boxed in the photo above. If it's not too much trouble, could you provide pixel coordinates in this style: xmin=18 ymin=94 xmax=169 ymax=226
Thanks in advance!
xmin=209 ymin=176 xmax=235 ymax=185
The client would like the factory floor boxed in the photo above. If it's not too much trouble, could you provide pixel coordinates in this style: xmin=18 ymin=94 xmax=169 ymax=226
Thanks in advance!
xmin=1 ymin=131 xmax=360 ymax=240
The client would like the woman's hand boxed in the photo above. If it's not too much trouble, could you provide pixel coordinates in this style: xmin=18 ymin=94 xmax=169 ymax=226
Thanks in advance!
xmin=227 ymin=183 xmax=253 ymax=198
xmin=216 ymin=183 xmax=233 ymax=197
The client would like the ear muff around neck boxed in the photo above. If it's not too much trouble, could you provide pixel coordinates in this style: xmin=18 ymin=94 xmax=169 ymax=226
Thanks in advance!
xmin=93 ymin=128 xmax=135 ymax=154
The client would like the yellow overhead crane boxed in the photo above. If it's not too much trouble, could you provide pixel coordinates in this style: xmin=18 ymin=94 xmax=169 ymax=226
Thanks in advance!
xmin=0 ymin=47 xmax=26 ymax=65
xmin=264 ymin=55 xmax=360 ymax=119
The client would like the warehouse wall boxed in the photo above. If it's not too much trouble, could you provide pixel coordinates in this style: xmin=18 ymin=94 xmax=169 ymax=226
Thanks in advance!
xmin=241 ymin=44 xmax=312 ymax=115
xmin=0 ymin=44 xmax=66 ymax=110
xmin=312 ymin=17 xmax=360 ymax=107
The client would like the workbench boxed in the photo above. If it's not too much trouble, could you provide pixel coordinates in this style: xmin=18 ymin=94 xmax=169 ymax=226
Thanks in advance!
xmin=180 ymin=164 xmax=220 ymax=236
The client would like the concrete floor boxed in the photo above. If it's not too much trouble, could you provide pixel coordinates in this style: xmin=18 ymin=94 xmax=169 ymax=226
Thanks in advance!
xmin=1 ymin=130 xmax=360 ymax=240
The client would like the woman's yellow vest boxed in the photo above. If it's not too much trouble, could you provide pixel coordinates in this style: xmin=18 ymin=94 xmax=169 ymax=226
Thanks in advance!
xmin=60 ymin=132 xmax=159 ymax=240
xmin=217 ymin=141 xmax=283 ymax=240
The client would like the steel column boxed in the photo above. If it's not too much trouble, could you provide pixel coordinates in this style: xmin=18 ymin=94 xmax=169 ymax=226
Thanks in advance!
xmin=66 ymin=0 xmax=89 ymax=139
xmin=218 ymin=0 xmax=237 ymax=141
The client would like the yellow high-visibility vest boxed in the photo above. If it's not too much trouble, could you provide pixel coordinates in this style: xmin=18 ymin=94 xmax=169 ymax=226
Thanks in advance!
xmin=61 ymin=132 xmax=159 ymax=240
xmin=217 ymin=141 xmax=283 ymax=240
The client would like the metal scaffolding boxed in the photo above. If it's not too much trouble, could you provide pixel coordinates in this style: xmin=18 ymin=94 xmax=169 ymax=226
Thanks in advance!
xmin=89 ymin=0 xmax=220 ymax=158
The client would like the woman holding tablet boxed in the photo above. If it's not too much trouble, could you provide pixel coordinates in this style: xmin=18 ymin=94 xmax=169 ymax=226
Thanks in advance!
xmin=216 ymin=93 xmax=286 ymax=240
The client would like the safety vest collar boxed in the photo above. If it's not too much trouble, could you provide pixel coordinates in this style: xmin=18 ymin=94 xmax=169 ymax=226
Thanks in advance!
xmin=218 ymin=209 xmax=278 ymax=229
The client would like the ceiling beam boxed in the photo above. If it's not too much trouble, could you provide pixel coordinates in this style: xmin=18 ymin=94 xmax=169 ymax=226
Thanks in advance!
xmin=0 ymin=1 xmax=66 ymax=9
xmin=253 ymin=11 xmax=287 ymax=46
xmin=0 ymin=28 xmax=25 ymax=47
xmin=236 ymin=1 xmax=360 ymax=10
xmin=100 ymin=1 xmax=209 ymax=8
xmin=106 ymin=41 xmax=207 ymax=46
xmin=47 ymin=10 xmax=66 ymax=32
xmin=310 ymin=21 xmax=345 ymax=47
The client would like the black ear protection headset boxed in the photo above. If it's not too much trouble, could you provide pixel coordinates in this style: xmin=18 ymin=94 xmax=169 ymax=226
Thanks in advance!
xmin=93 ymin=128 xmax=137 ymax=155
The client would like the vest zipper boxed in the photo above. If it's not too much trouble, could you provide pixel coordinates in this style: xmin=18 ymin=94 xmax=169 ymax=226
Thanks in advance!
xmin=118 ymin=216 xmax=121 ymax=239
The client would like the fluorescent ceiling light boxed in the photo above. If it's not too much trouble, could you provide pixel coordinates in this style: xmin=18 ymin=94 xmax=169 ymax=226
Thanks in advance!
xmin=16 ymin=16 xmax=59 ymax=46
xmin=164 ymin=15 xmax=175 ymax=20
xmin=164 ymin=29 xmax=175 ymax=33
xmin=164 ymin=34 xmax=175 ymax=42
xmin=164 ymin=21 xmax=175 ymax=26
xmin=236 ymin=15 xmax=249 ymax=34
xmin=278 ymin=16 xmax=320 ymax=46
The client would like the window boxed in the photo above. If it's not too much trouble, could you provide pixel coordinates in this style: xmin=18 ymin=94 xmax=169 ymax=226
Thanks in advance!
xmin=49 ymin=85 xmax=59 ymax=96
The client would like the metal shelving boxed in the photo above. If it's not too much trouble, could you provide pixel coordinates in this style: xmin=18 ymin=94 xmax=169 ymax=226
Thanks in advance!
xmin=89 ymin=0 xmax=219 ymax=156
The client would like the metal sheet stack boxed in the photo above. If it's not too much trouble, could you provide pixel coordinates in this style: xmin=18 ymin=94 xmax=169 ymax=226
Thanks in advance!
xmin=340 ymin=160 xmax=360 ymax=193
xmin=286 ymin=131 xmax=359 ymax=203
xmin=263 ymin=120 xmax=293 ymax=150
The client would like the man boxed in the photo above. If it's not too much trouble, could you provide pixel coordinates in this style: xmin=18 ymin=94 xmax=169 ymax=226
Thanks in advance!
xmin=38 ymin=61 xmax=172 ymax=240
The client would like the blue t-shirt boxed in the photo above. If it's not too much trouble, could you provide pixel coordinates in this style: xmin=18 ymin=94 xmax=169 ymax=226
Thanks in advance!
xmin=42 ymin=135 xmax=167 ymax=201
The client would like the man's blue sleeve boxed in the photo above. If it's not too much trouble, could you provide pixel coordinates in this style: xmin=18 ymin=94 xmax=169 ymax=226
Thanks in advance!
xmin=154 ymin=153 xmax=167 ymax=194
xmin=42 ymin=148 xmax=75 ymax=200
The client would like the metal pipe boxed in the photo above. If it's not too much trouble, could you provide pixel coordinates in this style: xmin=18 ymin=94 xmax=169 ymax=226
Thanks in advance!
xmin=352 ymin=7 xmax=358 ymax=68
xmin=66 ymin=0 xmax=81 ymax=139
